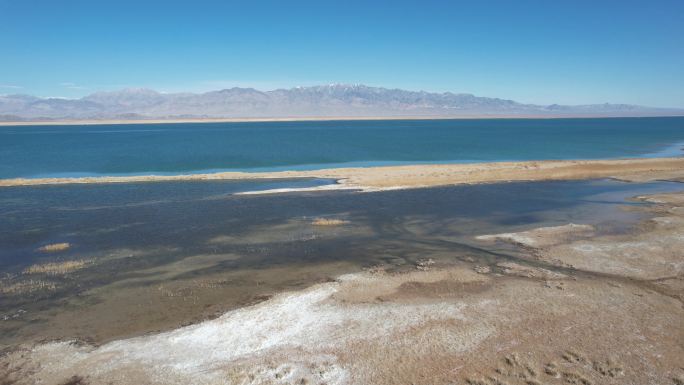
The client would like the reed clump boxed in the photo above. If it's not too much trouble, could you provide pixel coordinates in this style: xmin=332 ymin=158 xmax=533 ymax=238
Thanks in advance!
xmin=311 ymin=218 xmax=349 ymax=226
xmin=0 ymin=279 xmax=58 ymax=295
xmin=23 ymin=259 xmax=92 ymax=276
xmin=36 ymin=242 xmax=71 ymax=253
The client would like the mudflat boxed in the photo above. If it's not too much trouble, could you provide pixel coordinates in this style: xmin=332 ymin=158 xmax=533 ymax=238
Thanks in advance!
xmin=2 ymin=185 xmax=683 ymax=384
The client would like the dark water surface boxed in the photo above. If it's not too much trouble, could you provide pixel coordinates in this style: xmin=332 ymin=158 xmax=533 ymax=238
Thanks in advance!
xmin=1 ymin=117 xmax=683 ymax=178
xmin=2 ymin=178 xmax=680 ymax=271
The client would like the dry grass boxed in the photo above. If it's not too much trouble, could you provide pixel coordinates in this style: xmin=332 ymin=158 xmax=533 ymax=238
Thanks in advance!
xmin=311 ymin=218 xmax=349 ymax=226
xmin=23 ymin=259 xmax=92 ymax=276
xmin=0 ymin=279 xmax=58 ymax=295
xmin=36 ymin=242 xmax=71 ymax=253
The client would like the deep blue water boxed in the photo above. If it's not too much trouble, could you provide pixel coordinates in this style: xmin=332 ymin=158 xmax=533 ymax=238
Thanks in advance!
xmin=1 ymin=117 xmax=683 ymax=179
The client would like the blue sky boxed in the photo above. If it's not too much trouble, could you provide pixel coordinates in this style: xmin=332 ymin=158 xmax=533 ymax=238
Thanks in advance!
xmin=1 ymin=0 xmax=683 ymax=107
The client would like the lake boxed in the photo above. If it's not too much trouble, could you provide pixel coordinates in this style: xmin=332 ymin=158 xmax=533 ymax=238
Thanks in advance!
xmin=1 ymin=117 xmax=683 ymax=179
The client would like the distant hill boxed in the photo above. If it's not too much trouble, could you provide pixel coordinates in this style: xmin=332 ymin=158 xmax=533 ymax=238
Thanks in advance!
xmin=1 ymin=84 xmax=682 ymax=121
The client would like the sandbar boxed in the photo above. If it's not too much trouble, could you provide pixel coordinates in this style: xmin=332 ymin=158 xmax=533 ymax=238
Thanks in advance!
xmin=2 ymin=157 xmax=683 ymax=190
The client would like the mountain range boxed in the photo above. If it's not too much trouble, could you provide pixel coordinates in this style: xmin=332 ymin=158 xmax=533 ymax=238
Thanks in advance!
xmin=1 ymin=84 xmax=682 ymax=121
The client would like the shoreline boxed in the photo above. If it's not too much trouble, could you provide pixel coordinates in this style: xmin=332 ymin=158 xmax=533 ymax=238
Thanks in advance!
xmin=2 ymin=157 xmax=683 ymax=190
xmin=1 ymin=114 xmax=683 ymax=127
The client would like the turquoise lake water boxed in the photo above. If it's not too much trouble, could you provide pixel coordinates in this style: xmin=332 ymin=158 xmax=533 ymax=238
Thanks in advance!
xmin=1 ymin=117 xmax=683 ymax=179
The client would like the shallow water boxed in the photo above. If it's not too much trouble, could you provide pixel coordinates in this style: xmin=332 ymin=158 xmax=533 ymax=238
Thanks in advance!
xmin=1 ymin=117 xmax=683 ymax=178
xmin=1 ymin=178 xmax=682 ymax=347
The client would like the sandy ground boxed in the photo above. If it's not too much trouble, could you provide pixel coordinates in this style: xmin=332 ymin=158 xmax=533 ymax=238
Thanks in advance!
xmin=2 ymin=157 xmax=684 ymax=191
xmin=2 ymin=189 xmax=683 ymax=385
xmin=476 ymin=193 xmax=684 ymax=281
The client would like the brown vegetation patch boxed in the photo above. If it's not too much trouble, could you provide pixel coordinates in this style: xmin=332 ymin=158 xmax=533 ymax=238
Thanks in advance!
xmin=0 ymin=279 xmax=58 ymax=295
xmin=311 ymin=218 xmax=349 ymax=226
xmin=36 ymin=243 xmax=71 ymax=253
xmin=23 ymin=259 xmax=92 ymax=276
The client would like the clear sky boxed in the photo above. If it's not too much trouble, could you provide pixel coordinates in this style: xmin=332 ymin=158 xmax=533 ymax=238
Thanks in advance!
xmin=1 ymin=0 xmax=683 ymax=107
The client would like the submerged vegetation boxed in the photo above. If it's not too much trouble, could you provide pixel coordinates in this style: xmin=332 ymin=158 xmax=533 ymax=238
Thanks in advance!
xmin=0 ymin=278 xmax=58 ymax=295
xmin=23 ymin=259 xmax=92 ymax=276
xmin=0 ymin=259 xmax=92 ymax=296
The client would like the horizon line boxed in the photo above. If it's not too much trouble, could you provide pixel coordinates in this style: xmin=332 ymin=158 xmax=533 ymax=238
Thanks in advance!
xmin=2 ymin=114 xmax=684 ymax=128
